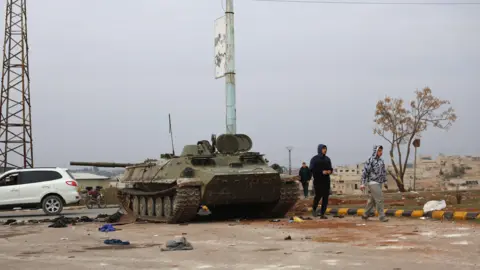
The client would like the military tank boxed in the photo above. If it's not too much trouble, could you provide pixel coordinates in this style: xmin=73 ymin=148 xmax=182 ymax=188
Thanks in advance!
xmin=70 ymin=133 xmax=300 ymax=224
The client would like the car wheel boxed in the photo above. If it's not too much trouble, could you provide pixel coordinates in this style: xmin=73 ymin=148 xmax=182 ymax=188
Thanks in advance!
xmin=42 ymin=195 xmax=64 ymax=215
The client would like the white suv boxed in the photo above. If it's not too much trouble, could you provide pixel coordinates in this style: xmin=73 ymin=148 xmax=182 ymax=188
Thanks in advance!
xmin=0 ymin=167 xmax=81 ymax=215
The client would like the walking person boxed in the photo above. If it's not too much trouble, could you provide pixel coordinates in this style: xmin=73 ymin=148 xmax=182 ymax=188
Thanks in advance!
xmin=360 ymin=145 xmax=389 ymax=222
xmin=298 ymin=162 xmax=312 ymax=199
xmin=309 ymin=144 xmax=333 ymax=219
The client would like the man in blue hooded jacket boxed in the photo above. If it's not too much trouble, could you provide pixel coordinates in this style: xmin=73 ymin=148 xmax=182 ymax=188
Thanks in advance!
xmin=309 ymin=144 xmax=333 ymax=218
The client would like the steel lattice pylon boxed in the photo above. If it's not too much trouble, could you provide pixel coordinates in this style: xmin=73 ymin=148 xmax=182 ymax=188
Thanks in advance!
xmin=0 ymin=0 xmax=33 ymax=169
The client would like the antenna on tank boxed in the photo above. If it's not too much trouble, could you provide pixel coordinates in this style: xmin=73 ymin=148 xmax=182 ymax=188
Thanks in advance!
xmin=168 ymin=114 xmax=176 ymax=156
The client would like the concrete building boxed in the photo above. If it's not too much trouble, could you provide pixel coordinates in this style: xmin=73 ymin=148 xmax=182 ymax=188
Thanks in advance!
xmin=331 ymin=164 xmax=363 ymax=195
xmin=72 ymin=172 xmax=110 ymax=190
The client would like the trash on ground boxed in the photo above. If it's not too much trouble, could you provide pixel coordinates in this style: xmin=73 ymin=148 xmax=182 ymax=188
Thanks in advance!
xmin=423 ymin=200 xmax=446 ymax=213
xmin=3 ymin=219 xmax=16 ymax=225
xmin=96 ymin=214 xmax=109 ymax=219
xmin=106 ymin=212 xmax=123 ymax=223
xmin=289 ymin=216 xmax=304 ymax=223
xmin=104 ymin=239 xmax=130 ymax=245
xmin=99 ymin=224 xmax=116 ymax=232
xmin=284 ymin=235 xmax=292 ymax=240
xmin=79 ymin=216 xmax=93 ymax=222
xmin=49 ymin=216 xmax=74 ymax=228
xmin=161 ymin=236 xmax=193 ymax=251
xmin=197 ymin=205 xmax=211 ymax=216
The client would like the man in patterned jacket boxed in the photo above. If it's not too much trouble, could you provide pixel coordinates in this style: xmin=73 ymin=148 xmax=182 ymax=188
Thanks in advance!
xmin=360 ymin=145 xmax=389 ymax=222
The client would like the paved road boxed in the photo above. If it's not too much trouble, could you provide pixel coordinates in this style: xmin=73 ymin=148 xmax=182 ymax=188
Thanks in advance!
xmin=0 ymin=207 xmax=119 ymax=221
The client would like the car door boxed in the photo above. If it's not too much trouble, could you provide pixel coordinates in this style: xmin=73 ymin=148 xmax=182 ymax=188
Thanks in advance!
xmin=0 ymin=173 xmax=21 ymax=205
xmin=17 ymin=171 xmax=62 ymax=204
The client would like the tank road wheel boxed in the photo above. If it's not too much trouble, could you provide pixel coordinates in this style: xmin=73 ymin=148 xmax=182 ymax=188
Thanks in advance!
xmin=139 ymin=196 xmax=147 ymax=216
xmin=132 ymin=196 xmax=140 ymax=215
xmin=147 ymin=197 xmax=155 ymax=216
xmin=155 ymin=197 xmax=163 ymax=217
xmin=163 ymin=196 xmax=173 ymax=218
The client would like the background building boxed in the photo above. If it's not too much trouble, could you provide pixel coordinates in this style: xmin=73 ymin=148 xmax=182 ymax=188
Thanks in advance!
xmin=72 ymin=172 xmax=110 ymax=190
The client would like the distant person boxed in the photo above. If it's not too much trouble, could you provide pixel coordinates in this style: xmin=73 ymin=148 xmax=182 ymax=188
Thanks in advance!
xmin=298 ymin=162 xmax=312 ymax=199
xmin=309 ymin=144 xmax=333 ymax=219
xmin=360 ymin=145 xmax=389 ymax=222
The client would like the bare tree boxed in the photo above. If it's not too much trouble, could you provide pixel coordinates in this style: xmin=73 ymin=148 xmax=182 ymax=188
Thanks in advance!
xmin=373 ymin=87 xmax=457 ymax=192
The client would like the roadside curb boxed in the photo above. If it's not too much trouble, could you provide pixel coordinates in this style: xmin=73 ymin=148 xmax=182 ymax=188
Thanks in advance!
xmin=325 ymin=208 xmax=480 ymax=221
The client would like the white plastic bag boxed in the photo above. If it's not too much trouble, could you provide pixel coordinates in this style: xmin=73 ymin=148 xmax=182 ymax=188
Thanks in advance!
xmin=423 ymin=200 xmax=447 ymax=213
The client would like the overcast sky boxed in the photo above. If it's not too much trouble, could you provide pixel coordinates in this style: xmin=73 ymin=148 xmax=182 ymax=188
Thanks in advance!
xmin=2 ymin=0 xmax=478 ymax=168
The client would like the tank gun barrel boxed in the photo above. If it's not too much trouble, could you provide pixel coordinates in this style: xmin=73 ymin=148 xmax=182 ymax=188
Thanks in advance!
xmin=69 ymin=161 xmax=135 ymax=168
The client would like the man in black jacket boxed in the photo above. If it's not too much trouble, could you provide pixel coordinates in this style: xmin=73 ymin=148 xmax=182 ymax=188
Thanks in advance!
xmin=298 ymin=162 xmax=312 ymax=199
xmin=309 ymin=144 xmax=333 ymax=218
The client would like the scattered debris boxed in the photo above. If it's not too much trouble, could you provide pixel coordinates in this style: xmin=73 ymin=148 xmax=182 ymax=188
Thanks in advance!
xmin=198 ymin=205 xmax=211 ymax=216
xmin=106 ymin=212 xmax=123 ymax=223
xmin=423 ymin=200 xmax=446 ymax=213
xmin=288 ymin=216 xmax=304 ymax=223
xmin=104 ymin=239 xmax=130 ymax=245
xmin=98 ymin=224 xmax=116 ymax=232
xmin=161 ymin=236 xmax=193 ymax=251
xmin=284 ymin=235 xmax=292 ymax=240
xmin=48 ymin=216 xmax=74 ymax=228
xmin=3 ymin=219 xmax=16 ymax=225
xmin=96 ymin=214 xmax=109 ymax=219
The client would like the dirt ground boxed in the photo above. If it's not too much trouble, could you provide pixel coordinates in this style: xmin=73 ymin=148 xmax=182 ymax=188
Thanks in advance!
xmin=0 ymin=217 xmax=479 ymax=270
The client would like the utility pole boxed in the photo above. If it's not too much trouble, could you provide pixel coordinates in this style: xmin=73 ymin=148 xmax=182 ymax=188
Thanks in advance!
xmin=0 ymin=0 xmax=34 ymax=170
xmin=214 ymin=1 xmax=236 ymax=134
xmin=286 ymin=146 xmax=293 ymax=175
xmin=225 ymin=0 xmax=236 ymax=134
xmin=412 ymin=138 xmax=421 ymax=191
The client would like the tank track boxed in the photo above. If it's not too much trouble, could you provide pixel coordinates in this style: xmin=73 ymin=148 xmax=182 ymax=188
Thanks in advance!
xmin=264 ymin=181 xmax=300 ymax=218
xmin=117 ymin=186 xmax=201 ymax=224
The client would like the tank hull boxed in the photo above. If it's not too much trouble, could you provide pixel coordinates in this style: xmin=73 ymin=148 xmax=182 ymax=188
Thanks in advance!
xmin=116 ymin=173 xmax=299 ymax=224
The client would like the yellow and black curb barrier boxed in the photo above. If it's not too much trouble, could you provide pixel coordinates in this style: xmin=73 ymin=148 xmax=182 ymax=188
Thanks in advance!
xmin=325 ymin=208 xmax=480 ymax=221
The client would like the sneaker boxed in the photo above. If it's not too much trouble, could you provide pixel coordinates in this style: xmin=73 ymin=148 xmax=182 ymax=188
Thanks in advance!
xmin=379 ymin=217 xmax=389 ymax=222
xmin=361 ymin=215 xmax=369 ymax=220
xmin=312 ymin=209 xmax=317 ymax=217
xmin=320 ymin=215 xmax=328 ymax=220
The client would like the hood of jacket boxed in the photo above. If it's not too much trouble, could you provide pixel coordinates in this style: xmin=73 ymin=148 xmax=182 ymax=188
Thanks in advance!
xmin=371 ymin=145 xmax=382 ymax=159
xmin=317 ymin=144 xmax=327 ymax=155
